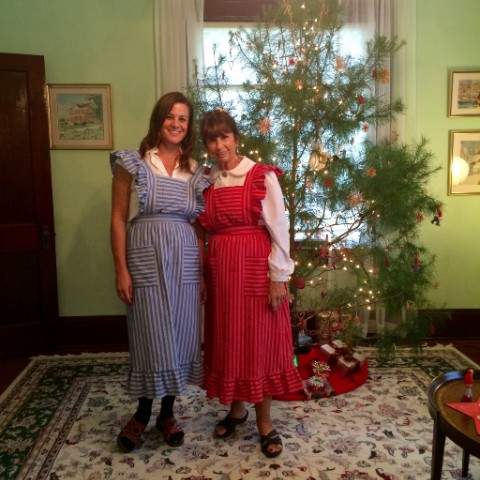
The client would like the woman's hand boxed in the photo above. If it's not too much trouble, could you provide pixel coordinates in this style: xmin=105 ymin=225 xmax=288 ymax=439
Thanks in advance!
xmin=268 ymin=281 xmax=289 ymax=311
xmin=116 ymin=269 xmax=133 ymax=305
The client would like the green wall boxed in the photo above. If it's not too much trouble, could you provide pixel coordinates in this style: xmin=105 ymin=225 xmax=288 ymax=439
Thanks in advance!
xmin=415 ymin=0 xmax=480 ymax=308
xmin=1 ymin=0 xmax=479 ymax=315
xmin=0 ymin=0 xmax=155 ymax=315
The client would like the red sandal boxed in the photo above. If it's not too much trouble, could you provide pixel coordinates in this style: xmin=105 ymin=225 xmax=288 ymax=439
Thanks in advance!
xmin=117 ymin=416 xmax=147 ymax=452
xmin=156 ymin=416 xmax=184 ymax=447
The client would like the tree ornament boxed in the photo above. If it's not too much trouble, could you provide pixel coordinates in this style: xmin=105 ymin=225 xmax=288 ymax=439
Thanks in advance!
xmin=412 ymin=252 xmax=422 ymax=272
xmin=288 ymin=57 xmax=296 ymax=66
xmin=295 ymin=79 xmax=304 ymax=90
xmin=258 ymin=117 xmax=271 ymax=135
xmin=305 ymin=176 xmax=313 ymax=191
xmin=431 ymin=207 xmax=442 ymax=226
xmin=292 ymin=276 xmax=306 ymax=289
xmin=318 ymin=243 xmax=330 ymax=266
xmin=357 ymin=95 xmax=366 ymax=105
xmin=366 ymin=167 xmax=377 ymax=177
xmin=335 ymin=56 xmax=346 ymax=71
xmin=362 ymin=123 xmax=369 ymax=132
xmin=309 ymin=143 xmax=329 ymax=171
xmin=323 ymin=176 xmax=334 ymax=189
xmin=348 ymin=192 xmax=363 ymax=207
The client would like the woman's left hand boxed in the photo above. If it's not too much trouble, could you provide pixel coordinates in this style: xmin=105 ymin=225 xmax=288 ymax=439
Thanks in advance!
xmin=268 ymin=281 xmax=289 ymax=311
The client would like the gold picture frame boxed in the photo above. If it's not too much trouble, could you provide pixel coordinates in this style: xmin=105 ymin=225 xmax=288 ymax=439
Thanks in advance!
xmin=448 ymin=70 xmax=480 ymax=117
xmin=448 ymin=130 xmax=480 ymax=195
xmin=47 ymin=84 xmax=113 ymax=149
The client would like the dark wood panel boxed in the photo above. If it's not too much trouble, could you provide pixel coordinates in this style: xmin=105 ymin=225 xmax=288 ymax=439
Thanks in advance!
xmin=0 ymin=70 xmax=35 ymax=223
xmin=0 ymin=53 xmax=58 ymax=356
xmin=0 ymin=224 xmax=39 ymax=251
xmin=205 ymin=0 xmax=278 ymax=22
xmin=0 ymin=253 xmax=41 ymax=326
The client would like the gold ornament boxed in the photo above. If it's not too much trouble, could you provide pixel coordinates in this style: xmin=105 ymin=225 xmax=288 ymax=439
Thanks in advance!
xmin=309 ymin=143 xmax=329 ymax=171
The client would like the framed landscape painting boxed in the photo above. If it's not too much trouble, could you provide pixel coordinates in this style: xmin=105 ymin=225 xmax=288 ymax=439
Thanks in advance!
xmin=448 ymin=70 xmax=480 ymax=116
xmin=448 ymin=130 xmax=480 ymax=195
xmin=47 ymin=84 xmax=113 ymax=149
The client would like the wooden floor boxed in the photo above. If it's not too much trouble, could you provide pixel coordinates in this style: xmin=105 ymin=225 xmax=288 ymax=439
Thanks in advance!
xmin=0 ymin=340 xmax=478 ymax=398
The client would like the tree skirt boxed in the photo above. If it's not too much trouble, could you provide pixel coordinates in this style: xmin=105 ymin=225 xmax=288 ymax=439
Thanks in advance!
xmin=275 ymin=345 xmax=369 ymax=401
xmin=0 ymin=346 xmax=479 ymax=480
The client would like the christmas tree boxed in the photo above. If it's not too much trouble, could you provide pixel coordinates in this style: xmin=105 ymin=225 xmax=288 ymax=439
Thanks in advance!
xmin=191 ymin=0 xmax=441 ymax=353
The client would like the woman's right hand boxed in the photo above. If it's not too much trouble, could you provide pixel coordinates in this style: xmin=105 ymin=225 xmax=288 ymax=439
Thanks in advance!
xmin=116 ymin=269 xmax=133 ymax=305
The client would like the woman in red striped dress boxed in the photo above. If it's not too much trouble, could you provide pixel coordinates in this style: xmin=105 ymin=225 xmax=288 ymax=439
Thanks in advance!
xmin=198 ymin=110 xmax=302 ymax=458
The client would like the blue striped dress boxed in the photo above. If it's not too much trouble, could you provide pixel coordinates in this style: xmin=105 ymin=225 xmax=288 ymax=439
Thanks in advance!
xmin=110 ymin=150 xmax=210 ymax=398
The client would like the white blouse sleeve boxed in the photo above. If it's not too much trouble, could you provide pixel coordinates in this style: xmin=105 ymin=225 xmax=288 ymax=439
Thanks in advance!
xmin=261 ymin=171 xmax=295 ymax=281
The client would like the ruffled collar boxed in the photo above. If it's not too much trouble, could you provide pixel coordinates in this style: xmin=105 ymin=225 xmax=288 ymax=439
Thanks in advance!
xmin=210 ymin=156 xmax=255 ymax=181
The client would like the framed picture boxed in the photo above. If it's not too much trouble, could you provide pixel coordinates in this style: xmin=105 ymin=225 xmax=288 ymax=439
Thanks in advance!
xmin=47 ymin=84 xmax=113 ymax=149
xmin=448 ymin=70 xmax=480 ymax=116
xmin=448 ymin=130 xmax=480 ymax=195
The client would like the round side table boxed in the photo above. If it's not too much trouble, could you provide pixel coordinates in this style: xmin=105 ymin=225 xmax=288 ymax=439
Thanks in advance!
xmin=427 ymin=370 xmax=480 ymax=480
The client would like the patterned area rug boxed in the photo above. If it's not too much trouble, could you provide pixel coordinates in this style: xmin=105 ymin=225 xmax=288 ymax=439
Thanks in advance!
xmin=0 ymin=346 xmax=479 ymax=480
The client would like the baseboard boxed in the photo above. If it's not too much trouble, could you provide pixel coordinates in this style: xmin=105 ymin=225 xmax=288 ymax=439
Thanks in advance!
xmin=421 ymin=309 xmax=480 ymax=338
xmin=58 ymin=309 xmax=480 ymax=351
xmin=61 ymin=315 xmax=128 ymax=349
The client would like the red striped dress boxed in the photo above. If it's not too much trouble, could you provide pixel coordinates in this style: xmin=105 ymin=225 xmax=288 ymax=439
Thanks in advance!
xmin=199 ymin=163 xmax=302 ymax=404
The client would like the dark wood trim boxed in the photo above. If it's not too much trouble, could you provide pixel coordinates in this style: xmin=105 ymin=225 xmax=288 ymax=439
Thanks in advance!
xmin=204 ymin=0 xmax=277 ymax=22
xmin=423 ymin=309 xmax=480 ymax=338
xmin=58 ymin=310 xmax=480 ymax=349
xmin=1 ymin=309 xmax=474 ymax=358
xmin=60 ymin=315 xmax=128 ymax=349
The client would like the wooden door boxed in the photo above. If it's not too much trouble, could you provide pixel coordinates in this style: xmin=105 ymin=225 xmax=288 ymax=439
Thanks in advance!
xmin=0 ymin=53 xmax=58 ymax=356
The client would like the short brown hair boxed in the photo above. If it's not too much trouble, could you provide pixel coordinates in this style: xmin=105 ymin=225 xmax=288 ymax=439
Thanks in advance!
xmin=139 ymin=91 xmax=194 ymax=172
xmin=200 ymin=109 xmax=239 ymax=146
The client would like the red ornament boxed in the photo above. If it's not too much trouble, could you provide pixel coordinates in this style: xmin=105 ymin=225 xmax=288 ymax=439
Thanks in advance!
xmin=412 ymin=252 xmax=422 ymax=272
xmin=362 ymin=123 xmax=369 ymax=133
xmin=288 ymin=57 xmax=296 ymax=66
xmin=323 ymin=176 xmax=334 ymax=189
xmin=258 ymin=117 xmax=271 ymax=135
xmin=366 ymin=167 xmax=376 ymax=177
xmin=357 ymin=95 xmax=366 ymax=105
xmin=319 ymin=244 xmax=329 ymax=258
xmin=292 ymin=276 xmax=305 ymax=289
